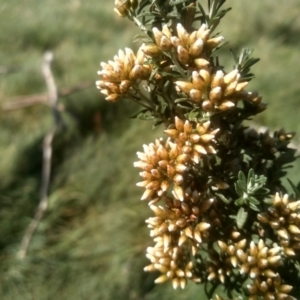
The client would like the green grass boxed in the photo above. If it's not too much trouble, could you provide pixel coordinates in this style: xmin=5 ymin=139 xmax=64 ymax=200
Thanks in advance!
xmin=0 ymin=0 xmax=300 ymax=299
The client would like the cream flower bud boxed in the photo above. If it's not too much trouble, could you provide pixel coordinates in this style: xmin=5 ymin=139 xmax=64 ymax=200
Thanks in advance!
xmin=194 ymin=58 xmax=210 ymax=69
xmin=196 ymin=222 xmax=210 ymax=232
xmin=136 ymin=181 xmax=148 ymax=187
xmin=119 ymin=80 xmax=131 ymax=93
xmin=160 ymin=181 xmax=169 ymax=192
xmin=172 ymin=278 xmax=180 ymax=289
xmin=189 ymin=89 xmax=202 ymax=102
xmin=235 ymin=81 xmax=249 ymax=92
xmin=152 ymin=27 xmax=163 ymax=46
xmin=202 ymin=100 xmax=213 ymax=111
xmin=160 ymin=36 xmax=173 ymax=52
xmin=173 ymin=185 xmax=184 ymax=201
xmin=224 ymin=80 xmax=238 ymax=96
xmin=186 ymin=31 xmax=197 ymax=45
xmin=177 ymin=23 xmax=189 ymax=44
xmin=189 ymin=133 xmax=201 ymax=143
xmin=170 ymin=36 xmax=183 ymax=48
xmin=218 ymin=101 xmax=235 ymax=111
xmin=209 ymin=86 xmax=222 ymax=103
xmin=104 ymin=82 xmax=120 ymax=93
xmin=175 ymin=116 xmax=184 ymax=131
xmin=206 ymin=36 xmax=224 ymax=49
xmin=141 ymin=189 xmax=155 ymax=200
xmin=175 ymin=80 xmax=194 ymax=94
xmin=129 ymin=65 xmax=145 ymax=79
xmin=199 ymin=69 xmax=210 ymax=84
xmin=192 ymin=71 xmax=206 ymax=90
xmin=154 ymin=274 xmax=169 ymax=284
xmin=162 ymin=24 xmax=172 ymax=38
xmin=173 ymin=173 xmax=184 ymax=185
xmin=105 ymin=94 xmax=120 ymax=102
xmin=189 ymin=38 xmax=204 ymax=57
xmin=211 ymin=70 xmax=224 ymax=88
xmin=288 ymin=224 xmax=300 ymax=234
xmin=218 ymin=240 xmax=227 ymax=252
xmin=197 ymin=23 xmax=210 ymax=41
xmin=164 ymin=129 xmax=179 ymax=138
xmin=184 ymin=120 xmax=193 ymax=134
xmin=141 ymin=43 xmax=162 ymax=56
xmin=224 ymin=69 xmax=239 ymax=85
xmin=177 ymin=46 xmax=190 ymax=64
xmin=194 ymin=144 xmax=207 ymax=154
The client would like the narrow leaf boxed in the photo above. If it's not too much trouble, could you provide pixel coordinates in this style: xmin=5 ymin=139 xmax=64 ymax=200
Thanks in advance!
xmin=287 ymin=178 xmax=300 ymax=198
xmin=216 ymin=193 xmax=231 ymax=204
xmin=237 ymin=207 xmax=248 ymax=229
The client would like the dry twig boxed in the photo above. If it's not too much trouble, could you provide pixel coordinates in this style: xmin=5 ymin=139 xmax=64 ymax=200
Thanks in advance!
xmin=2 ymin=81 xmax=92 ymax=111
xmin=17 ymin=52 xmax=59 ymax=260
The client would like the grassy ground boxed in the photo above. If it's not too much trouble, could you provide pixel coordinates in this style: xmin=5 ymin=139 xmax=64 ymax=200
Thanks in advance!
xmin=0 ymin=0 xmax=300 ymax=299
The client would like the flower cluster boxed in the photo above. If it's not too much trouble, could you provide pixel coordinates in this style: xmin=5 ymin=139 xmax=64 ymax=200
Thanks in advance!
xmin=97 ymin=21 xmax=264 ymax=117
xmin=258 ymin=193 xmax=300 ymax=256
xmin=150 ymin=23 xmax=264 ymax=112
xmin=151 ymin=23 xmax=223 ymax=63
xmin=143 ymin=192 xmax=213 ymax=288
xmin=134 ymin=116 xmax=219 ymax=288
xmin=134 ymin=117 xmax=218 ymax=201
xmin=247 ymin=275 xmax=295 ymax=300
xmin=210 ymin=238 xmax=296 ymax=299
xmin=96 ymin=48 xmax=150 ymax=102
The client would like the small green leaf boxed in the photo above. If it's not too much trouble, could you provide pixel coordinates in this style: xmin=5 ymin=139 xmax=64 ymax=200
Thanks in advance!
xmin=236 ymin=207 xmax=248 ymax=229
xmin=248 ymin=196 xmax=260 ymax=205
xmin=238 ymin=170 xmax=247 ymax=185
xmin=166 ymin=11 xmax=178 ymax=18
xmin=287 ymin=178 xmax=300 ymax=198
xmin=184 ymin=109 xmax=201 ymax=121
xmin=170 ymin=0 xmax=190 ymax=5
xmin=247 ymin=168 xmax=254 ymax=183
xmin=216 ymin=193 xmax=231 ymax=204
xmin=130 ymin=109 xmax=154 ymax=121
xmin=234 ymin=197 xmax=245 ymax=206
xmin=234 ymin=182 xmax=244 ymax=197
xmin=130 ymin=108 xmax=148 ymax=119
xmin=248 ymin=202 xmax=260 ymax=212
xmin=175 ymin=98 xmax=189 ymax=104
xmin=255 ymin=187 xmax=270 ymax=195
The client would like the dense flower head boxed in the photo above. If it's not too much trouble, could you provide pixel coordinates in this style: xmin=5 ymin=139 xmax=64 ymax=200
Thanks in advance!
xmin=97 ymin=21 xmax=265 ymax=115
xmin=151 ymin=23 xmax=223 ymax=64
xmin=258 ymin=193 xmax=300 ymax=256
xmin=247 ymin=275 xmax=296 ymax=300
xmin=134 ymin=117 xmax=219 ymax=201
xmin=144 ymin=242 xmax=200 ymax=289
xmin=175 ymin=67 xmax=261 ymax=112
xmin=143 ymin=192 xmax=213 ymax=288
xmin=96 ymin=47 xmax=151 ymax=102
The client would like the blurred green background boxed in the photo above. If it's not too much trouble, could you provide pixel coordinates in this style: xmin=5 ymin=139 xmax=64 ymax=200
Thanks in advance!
xmin=0 ymin=0 xmax=300 ymax=299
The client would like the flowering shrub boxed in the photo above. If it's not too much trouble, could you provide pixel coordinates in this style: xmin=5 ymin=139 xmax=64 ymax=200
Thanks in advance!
xmin=97 ymin=1 xmax=299 ymax=299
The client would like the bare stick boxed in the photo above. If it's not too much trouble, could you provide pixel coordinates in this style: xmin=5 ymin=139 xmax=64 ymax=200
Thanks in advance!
xmin=17 ymin=52 xmax=59 ymax=260
xmin=2 ymin=81 xmax=93 ymax=111
xmin=17 ymin=129 xmax=55 ymax=259
xmin=2 ymin=94 xmax=49 ymax=110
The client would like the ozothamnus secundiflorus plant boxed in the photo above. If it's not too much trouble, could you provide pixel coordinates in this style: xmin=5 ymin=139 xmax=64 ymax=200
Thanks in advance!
xmin=96 ymin=1 xmax=300 ymax=299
